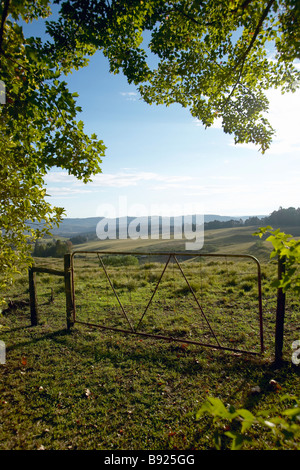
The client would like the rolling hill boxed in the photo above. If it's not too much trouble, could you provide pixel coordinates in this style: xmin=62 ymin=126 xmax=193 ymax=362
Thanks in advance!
xmin=51 ymin=214 xmax=266 ymax=238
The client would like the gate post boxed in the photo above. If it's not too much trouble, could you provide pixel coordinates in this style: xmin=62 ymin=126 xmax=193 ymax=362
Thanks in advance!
xmin=64 ymin=254 xmax=74 ymax=329
xmin=29 ymin=267 xmax=39 ymax=326
xmin=275 ymin=255 xmax=286 ymax=365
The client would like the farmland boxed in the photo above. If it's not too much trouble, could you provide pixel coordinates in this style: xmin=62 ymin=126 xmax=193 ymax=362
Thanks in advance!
xmin=0 ymin=225 xmax=299 ymax=450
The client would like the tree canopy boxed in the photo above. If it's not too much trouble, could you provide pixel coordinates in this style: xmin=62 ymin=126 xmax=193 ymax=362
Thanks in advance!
xmin=47 ymin=0 xmax=300 ymax=152
xmin=0 ymin=0 xmax=105 ymax=297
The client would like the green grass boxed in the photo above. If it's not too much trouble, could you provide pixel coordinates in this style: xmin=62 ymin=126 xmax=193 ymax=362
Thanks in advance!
xmin=0 ymin=227 xmax=299 ymax=450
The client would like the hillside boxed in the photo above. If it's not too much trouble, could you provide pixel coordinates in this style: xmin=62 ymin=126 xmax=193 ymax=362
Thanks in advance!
xmin=69 ymin=225 xmax=274 ymax=262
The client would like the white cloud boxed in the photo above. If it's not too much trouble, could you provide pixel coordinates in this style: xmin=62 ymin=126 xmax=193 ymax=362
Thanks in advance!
xmin=265 ymin=87 xmax=300 ymax=154
xmin=120 ymin=91 xmax=138 ymax=101
xmin=90 ymin=171 xmax=195 ymax=189
xmin=44 ymin=171 xmax=76 ymax=184
xmin=45 ymin=170 xmax=195 ymax=194
xmin=45 ymin=185 xmax=93 ymax=197
xmin=193 ymin=117 xmax=223 ymax=129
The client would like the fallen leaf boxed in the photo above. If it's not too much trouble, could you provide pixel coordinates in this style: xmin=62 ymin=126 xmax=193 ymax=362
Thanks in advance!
xmin=21 ymin=356 xmax=27 ymax=366
xmin=269 ymin=379 xmax=282 ymax=391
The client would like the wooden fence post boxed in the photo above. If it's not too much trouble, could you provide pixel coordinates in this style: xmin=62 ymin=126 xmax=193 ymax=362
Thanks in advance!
xmin=64 ymin=253 xmax=74 ymax=329
xmin=275 ymin=255 xmax=286 ymax=365
xmin=29 ymin=267 xmax=39 ymax=326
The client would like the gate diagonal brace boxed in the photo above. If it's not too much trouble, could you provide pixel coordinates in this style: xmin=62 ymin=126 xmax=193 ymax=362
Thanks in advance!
xmin=134 ymin=253 xmax=172 ymax=332
xmin=173 ymin=255 xmax=222 ymax=348
xmin=97 ymin=254 xmax=134 ymax=332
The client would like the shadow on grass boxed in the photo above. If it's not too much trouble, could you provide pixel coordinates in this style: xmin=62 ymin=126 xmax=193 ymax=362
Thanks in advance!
xmin=62 ymin=324 xmax=269 ymax=378
xmin=4 ymin=320 xmax=299 ymax=413
xmin=5 ymin=327 xmax=71 ymax=353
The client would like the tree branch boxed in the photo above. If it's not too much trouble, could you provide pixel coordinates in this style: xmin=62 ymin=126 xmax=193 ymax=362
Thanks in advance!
xmin=235 ymin=0 xmax=275 ymax=69
xmin=223 ymin=0 xmax=275 ymax=107
xmin=242 ymin=0 xmax=258 ymax=9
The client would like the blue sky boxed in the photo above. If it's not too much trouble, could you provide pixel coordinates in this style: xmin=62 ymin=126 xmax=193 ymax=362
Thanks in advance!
xmin=24 ymin=12 xmax=300 ymax=219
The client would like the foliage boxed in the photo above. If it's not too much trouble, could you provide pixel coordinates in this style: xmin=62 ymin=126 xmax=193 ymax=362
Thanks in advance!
xmin=263 ymin=206 xmax=300 ymax=227
xmin=196 ymin=395 xmax=300 ymax=450
xmin=48 ymin=0 xmax=300 ymax=152
xmin=101 ymin=254 xmax=139 ymax=267
xmin=205 ymin=207 xmax=300 ymax=230
xmin=254 ymin=226 xmax=300 ymax=293
xmin=0 ymin=0 xmax=106 ymax=302
xmin=69 ymin=234 xmax=91 ymax=245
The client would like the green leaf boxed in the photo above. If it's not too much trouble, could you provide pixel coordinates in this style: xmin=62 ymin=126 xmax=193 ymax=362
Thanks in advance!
xmin=197 ymin=397 xmax=236 ymax=421
xmin=282 ymin=408 xmax=300 ymax=419
xmin=236 ymin=409 xmax=256 ymax=432
xmin=224 ymin=431 xmax=247 ymax=450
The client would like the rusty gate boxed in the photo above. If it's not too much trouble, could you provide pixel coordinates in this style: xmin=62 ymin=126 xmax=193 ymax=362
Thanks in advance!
xmin=70 ymin=251 xmax=264 ymax=355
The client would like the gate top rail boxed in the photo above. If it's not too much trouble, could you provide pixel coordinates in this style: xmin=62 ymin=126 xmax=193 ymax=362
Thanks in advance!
xmin=71 ymin=251 xmax=262 ymax=276
xmin=30 ymin=266 xmax=65 ymax=277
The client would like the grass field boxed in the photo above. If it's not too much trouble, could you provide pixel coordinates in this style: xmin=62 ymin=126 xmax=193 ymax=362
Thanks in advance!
xmin=0 ymin=226 xmax=299 ymax=450
xmin=72 ymin=224 xmax=273 ymax=256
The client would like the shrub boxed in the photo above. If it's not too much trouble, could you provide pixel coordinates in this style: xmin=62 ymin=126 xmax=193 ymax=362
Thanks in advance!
xmin=33 ymin=239 xmax=72 ymax=258
xmin=101 ymin=255 xmax=139 ymax=267
xmin=196 ymin=395 xmax=300 ymax=450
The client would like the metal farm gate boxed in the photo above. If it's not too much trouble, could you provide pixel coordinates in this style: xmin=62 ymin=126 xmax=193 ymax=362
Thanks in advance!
xmin=70 ymin=251 xmax=264 ymax=355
